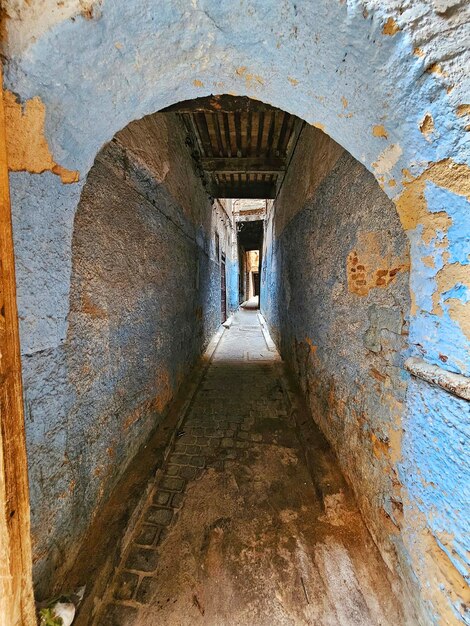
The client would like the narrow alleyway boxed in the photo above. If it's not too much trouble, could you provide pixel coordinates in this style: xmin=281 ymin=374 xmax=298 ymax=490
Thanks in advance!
xmin=97 ymin=308 xmax=405 ymax=625
xmin=2 ymin=5 xmax=468 ymax=623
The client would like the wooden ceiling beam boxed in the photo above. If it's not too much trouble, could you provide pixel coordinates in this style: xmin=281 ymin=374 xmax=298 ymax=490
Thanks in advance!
xmin=234 ymin=111 xmax=242 ymax=157
xmin=201 ymin=156 xmax=286 ymax=173
xmin=173 ymin=96 xmax=302 ymax=200
xmin=210 ymin=182 xmax=277 ymax=199
xmin=163 ymin=95 xmax=281 ymax=114
xmin=246 ymin=112 xmax=253 ymax=156
xmin=184 ymin=114 xmax=205 ymax=156
xmin=196 ymin=112 xmax=214 ymax=157
xmin=222 ymin=112 xmax=232 ymax=157
xmin=212 ymin=112 xmax=225 ymax=157
xmin=256 ymin=111 xmax=265 ymax=156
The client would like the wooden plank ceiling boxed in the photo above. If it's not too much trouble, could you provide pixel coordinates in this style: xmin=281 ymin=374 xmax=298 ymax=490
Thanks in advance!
xmin=163 ymin=95 xmax=304 ymax=199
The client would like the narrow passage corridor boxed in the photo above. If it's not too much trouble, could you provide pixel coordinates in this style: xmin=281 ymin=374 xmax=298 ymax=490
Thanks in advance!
xmin=2 ymin=10 xmax=468 ymax=623
xmin=98 ymin=308 xmax=405 ymax=625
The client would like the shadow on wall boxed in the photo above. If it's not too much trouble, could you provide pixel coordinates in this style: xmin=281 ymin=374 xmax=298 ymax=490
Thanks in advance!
xmin=19 ymin=112 xmax=236 ymax=597
xmin=262 ymin=126 xmax=410 ymax=578
xmin=262 ymin=124 xmax=468 ymax=624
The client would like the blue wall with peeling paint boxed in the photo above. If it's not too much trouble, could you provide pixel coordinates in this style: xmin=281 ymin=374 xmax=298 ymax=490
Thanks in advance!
xmin=228 ymin=258 xmax=240 ymax=314
xmin=401 ymin=378 xmax=469 ymax=621
xmin=3 ymin=0 xmax=469 ymax=620
xmin=13 ymin=115 xmax=237 ymax=597
xmin=261 ymin=127 xmax=469 ymax=624
xmin=409 ymin=183 xmax=470 ymax=375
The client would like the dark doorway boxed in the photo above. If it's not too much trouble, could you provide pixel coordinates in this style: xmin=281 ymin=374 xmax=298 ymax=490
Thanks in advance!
xmin=253 ymin=272 xmax=260 ymax=297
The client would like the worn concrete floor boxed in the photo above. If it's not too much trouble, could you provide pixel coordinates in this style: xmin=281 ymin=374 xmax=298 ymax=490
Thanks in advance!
xmin=96 ymin=309 xmax=407 ymax=625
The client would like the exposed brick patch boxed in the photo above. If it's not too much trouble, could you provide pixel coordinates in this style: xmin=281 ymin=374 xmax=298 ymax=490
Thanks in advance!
xmin=125 ymin=547 xmax=159 ymax=573
xmin=100 ymin=603 xmax=139 ymax=625
xmin=113 ymin=571 xmax=139 ymax=601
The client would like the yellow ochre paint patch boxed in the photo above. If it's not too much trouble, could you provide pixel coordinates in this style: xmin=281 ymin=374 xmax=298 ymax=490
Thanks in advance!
xmin=419 ymin=113 xmax=435 ymax=141
xmin=456 ymin=104 xmax=470 ymax=131
xmin=370 ymin=432 xmax=389 ymax=460
xmin=4 ymin=91 xmax=79 ymax=183
xmin=433 ymin=263 xmax=470 ymax=339
xmin=395 ymin=160 xmax=470 ymax=336
xmin=395 ymin=159 xmax=470 ymax=232
xmin=235 ymin=66 xmax=264 ymax=88
xmin=288 ymin=77 xmax=299 ymax=86
xmin=382 ymin=17 xmax=400 ymax=36
xmin=372 ymin=125 xmax=388 ymax=139
xmin=305 ymin=337 xmax=318 ymax=355
xmin=426 ymin=63 xmax=448 ymax=78
xmin=402 ymin=521 xmax=470 ymax=626
xmin=456 ymin=104 xmax=470 ymax=117
xmin=193 ymin=79 xmax=204 ymax=88
xmin=422 ymin=255 xmax=435 ymax=268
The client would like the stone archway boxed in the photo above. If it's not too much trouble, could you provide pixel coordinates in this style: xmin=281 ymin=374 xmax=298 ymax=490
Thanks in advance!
xmin=4 ymin=1 xmax=468 ymax=373
xmin=1 ymin=1 xmax=469 ymax=623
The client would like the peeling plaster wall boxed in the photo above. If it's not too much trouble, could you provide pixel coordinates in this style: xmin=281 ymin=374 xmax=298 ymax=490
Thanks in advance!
xmin=262 ymin=124 xmax=413 ymax=609
xmin=401 ymin=379 xmax=469 ymax=623
xmin=2 ymin=0 xmax=469 ymax=622
xmin=14 ymin=113 xmax=236 ymax=596
xmin=3 ymin=0 xmax=469 ymax=371
xmin=262 ymin=125 xmax=469 ymax=624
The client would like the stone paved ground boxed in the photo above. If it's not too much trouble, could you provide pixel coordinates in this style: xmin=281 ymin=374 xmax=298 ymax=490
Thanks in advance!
xmin=95 ymin=308 xmax=408 ymax=625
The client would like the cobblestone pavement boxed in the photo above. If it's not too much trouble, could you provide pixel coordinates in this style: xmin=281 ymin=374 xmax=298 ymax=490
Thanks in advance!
xmin=96 ymin=308 xmax=407 ymax=625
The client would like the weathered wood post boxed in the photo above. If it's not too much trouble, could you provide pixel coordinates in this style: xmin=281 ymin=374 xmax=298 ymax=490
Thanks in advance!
xmin=0 ymin=67 xmax=36 ymax=626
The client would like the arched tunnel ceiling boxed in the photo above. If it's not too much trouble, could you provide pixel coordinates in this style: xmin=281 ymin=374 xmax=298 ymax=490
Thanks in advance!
xmin=163 ymin=95 xmax=304 ymax=199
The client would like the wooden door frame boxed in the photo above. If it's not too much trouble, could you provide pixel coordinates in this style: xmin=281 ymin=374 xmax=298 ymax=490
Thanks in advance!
xmin=0 ymin=68 xmax=36 ymax=626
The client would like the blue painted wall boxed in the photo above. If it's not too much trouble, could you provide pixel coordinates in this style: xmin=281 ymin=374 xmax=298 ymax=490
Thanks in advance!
xmin=15 ymin=114 xmax=236 ymax=597
xmin=262 ymin=125 xmax=469 ymax=623
xmin=3 ymin=0 xmax=469 ymax=620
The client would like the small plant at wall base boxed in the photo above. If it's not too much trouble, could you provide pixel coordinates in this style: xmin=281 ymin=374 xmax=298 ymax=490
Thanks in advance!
xmin=37 ymin=586 xmax=85 ymax=626
xmin=39 ymin=607 xmax=64 ymax=625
